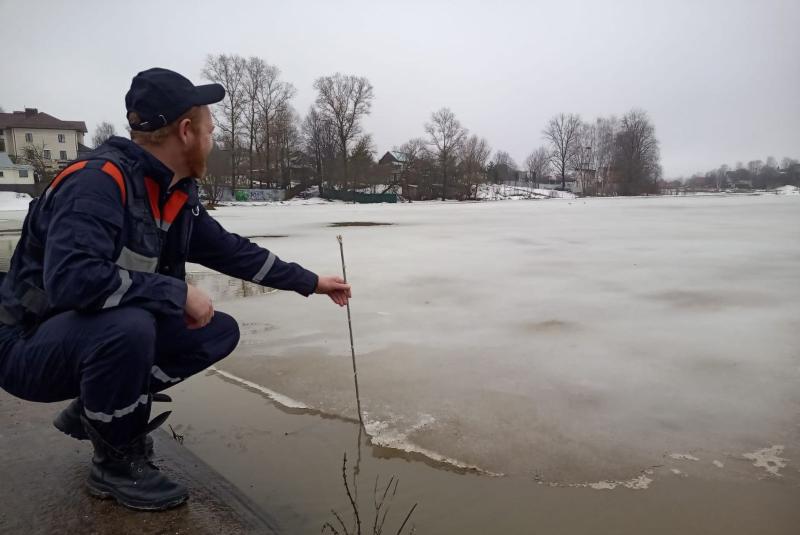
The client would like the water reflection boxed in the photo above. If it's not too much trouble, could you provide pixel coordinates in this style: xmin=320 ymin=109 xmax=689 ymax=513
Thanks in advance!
xmin=186 ymin=271 xmax=274 ymax=301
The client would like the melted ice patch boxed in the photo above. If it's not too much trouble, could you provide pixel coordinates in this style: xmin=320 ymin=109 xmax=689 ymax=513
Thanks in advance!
xmin=363 ymin=414 xmax=503 ymax=476
xmin=669 ymin=453 xmax=700 ymax=461
xmin=742 ymin=445 xmax=788 ymax=476
xmin=545 ymin=472 xmax=654 ymax=491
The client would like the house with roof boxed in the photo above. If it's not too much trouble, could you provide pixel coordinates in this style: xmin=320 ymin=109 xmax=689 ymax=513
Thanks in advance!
xmin=378 ymin=150 xmax=409 ymax=185
xmin=0 ymin=108 xmax=88 ymax=176
xmin=0 ymin=152 xmax=34 ymax=184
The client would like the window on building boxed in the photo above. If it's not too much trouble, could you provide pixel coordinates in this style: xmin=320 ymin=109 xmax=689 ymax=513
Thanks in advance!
xmin=25 ymin=133 xmax=33 ymax=142
xmin=58 ymin=134 xmax=66 ymax=143
xmin=0 ymin=139 xmax=4 ymax=152
xmin=43 ymin=149 xmax=51 ymax=160
xmin=60 ymin=150 xmax=67 ymax=160
xmin=0 ymin=171 xmax=4 ymax=177
xmin=19 ymin=170 xmax=29 ymax=178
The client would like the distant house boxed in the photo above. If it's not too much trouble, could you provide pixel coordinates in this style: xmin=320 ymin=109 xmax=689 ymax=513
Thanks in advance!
xmin=378 ymin=150 xmax=408 ymax=167
xmin=379 ymin=150 xmax=408 ymax=181
xmin=0 ymin=152 xmax=34 ymax=184
xmin=0 ymin=108 xmax=88 ymax=176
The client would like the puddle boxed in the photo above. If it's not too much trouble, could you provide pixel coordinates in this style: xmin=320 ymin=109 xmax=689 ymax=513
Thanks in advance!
xmin=328 ymin=222 xmax=394 ymax=227
xmin=186 ymin=272 xmax=275 ymax=301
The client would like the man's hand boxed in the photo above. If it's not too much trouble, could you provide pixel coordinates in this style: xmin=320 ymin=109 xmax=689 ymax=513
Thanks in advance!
xmin=315 ymin=275 xmax=352 ymax=307
xmin=184 ymin=283 xmax=214 ymax=329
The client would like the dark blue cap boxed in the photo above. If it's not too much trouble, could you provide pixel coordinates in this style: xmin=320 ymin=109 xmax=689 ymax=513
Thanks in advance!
xmin=125 ymin=68 xmax=225 ymax=132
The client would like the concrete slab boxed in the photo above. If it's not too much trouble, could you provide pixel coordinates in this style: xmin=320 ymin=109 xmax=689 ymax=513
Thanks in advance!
xmin=0 ymin=392 xmax=281 ymax=534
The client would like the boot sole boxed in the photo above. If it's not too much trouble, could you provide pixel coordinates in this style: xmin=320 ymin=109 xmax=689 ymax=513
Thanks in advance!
xmin=87 ymin=482 xmax=189 ymax=511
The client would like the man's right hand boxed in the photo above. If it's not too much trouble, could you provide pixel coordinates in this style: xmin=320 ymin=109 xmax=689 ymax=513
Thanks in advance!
xmin=184 ymin=283 xmax=214 ymax=329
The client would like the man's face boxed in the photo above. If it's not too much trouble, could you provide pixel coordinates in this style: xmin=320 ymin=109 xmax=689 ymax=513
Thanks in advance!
xmin=186 ymin=105 xmax=214 ymax=178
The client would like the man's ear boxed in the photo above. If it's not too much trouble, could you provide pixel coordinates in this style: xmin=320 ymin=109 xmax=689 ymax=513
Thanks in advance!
xmin=178 ymin=118 xmax=192 ymax=144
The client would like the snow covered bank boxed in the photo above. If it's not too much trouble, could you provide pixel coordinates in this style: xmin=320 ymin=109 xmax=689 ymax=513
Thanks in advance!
xmin=774 ymin=185 xmax=799 ymax=195
xmin=0 ymin=192 xmax=32 ymax=211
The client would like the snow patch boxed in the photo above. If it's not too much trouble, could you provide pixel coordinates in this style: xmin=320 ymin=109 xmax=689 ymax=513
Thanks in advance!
xmin=0 ymin=192 xmax=32 ymax=211
xmin=743 ymin=445 xmax=788 ymax=476
xmin=712 ymin=460 xmax=724 ymax=468
xmin=774 ymin=185 xmax=799 ymax=196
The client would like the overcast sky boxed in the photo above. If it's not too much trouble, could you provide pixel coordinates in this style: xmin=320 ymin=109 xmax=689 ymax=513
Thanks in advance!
xmin=3 ymin=0 xmax=798 ymax=177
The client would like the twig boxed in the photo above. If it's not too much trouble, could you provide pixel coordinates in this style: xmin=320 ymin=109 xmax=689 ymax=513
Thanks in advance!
xmin=342 ymin=452 xmax=361 ymax=535
xmin=331 ymin=510 xmax=351 ymax=535
xmin=337 ymin=235 xmax=364 ymax=428
xmin=168 ymin=424 xmax=184 ymax=445
xmin=395 ymin=503 xmax=418 ymax=535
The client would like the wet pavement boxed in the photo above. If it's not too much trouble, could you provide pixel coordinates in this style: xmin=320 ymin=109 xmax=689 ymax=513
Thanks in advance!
xmin=0 ymin=391 xmax=280 ymax=534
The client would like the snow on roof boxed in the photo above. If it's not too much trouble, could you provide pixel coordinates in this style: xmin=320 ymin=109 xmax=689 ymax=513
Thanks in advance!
xmin=390 ymin=151 xmax=409 ymax=163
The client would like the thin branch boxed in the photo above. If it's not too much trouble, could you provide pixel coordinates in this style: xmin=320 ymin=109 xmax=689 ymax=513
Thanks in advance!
xmin=396 ymin=503 xmax=418 ymax=535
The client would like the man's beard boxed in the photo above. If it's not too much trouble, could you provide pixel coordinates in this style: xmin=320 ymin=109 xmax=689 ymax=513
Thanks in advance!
xmin=186 ymin=142 xmax=208 ymax=178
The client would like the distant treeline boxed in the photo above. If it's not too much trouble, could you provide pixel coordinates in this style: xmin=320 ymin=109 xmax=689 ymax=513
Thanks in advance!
xmin=674 ymin=157 xmax=800 ymax=191
xmin=196 ymin=53 xmax=664 ymax=202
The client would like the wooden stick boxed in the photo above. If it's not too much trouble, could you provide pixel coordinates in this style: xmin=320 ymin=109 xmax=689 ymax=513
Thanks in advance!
xmin=337 ymin=235 xmax=364 ymax=429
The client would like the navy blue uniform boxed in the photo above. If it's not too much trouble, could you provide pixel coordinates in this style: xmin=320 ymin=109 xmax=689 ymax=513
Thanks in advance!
xmin=0 ymin=137 xmax=318 ymax=446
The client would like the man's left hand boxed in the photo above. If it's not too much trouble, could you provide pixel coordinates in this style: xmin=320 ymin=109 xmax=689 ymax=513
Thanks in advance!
xmin=315 ymin=275 xmax=352 ymax=307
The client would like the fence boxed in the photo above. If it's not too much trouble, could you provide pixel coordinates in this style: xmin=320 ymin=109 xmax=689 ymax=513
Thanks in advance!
xmin=321 ymin=188 xmax=398 ymax=204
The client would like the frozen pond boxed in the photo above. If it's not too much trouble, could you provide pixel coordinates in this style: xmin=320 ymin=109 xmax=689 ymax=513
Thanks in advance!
xmin=201 ymin=194 xmax=800 ymax=485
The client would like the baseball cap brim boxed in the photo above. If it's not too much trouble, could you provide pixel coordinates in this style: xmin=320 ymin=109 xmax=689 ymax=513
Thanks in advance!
xmin=193 ymin=83 xmax=226 ymax=105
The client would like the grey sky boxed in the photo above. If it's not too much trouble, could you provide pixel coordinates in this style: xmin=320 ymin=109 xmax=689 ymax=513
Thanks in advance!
xmin=3 ymin=0 xmax=798 ymax=178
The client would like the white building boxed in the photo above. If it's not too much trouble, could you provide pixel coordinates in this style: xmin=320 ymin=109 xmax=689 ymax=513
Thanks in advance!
xmin=0 ymin=108 xmax=88 ymax=176
xmin=0 ymin=152 xmax=34 ymax=185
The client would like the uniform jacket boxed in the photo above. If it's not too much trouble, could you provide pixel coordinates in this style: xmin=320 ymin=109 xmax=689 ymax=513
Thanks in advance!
xmin=0 ymin=136 xmax=318 ymax=333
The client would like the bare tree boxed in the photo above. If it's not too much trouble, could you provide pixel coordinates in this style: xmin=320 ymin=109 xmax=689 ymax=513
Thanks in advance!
xmin=302 ymin=106 xmax=337 ymax=190
xmin=314 ymin=73 xmax=374 ymax=199
xmin=543 ymin=113 xmax=582 ymax=190
xmin=242 ymin=57 xmax=268 ymax=188
xmin=394 ymin=138 xmax=429 ymax=199
xmin=92 ymin=121 xmax=116 ymax=148
xmin=20 ymin=141 xmax=53 ymax=184
xmin=613 ymin=109 xmax=661 ymax=195
xmin=593 ymin=116 xmax=618 ymax=195
xmin=524 ymin=147 xmax=550 ymax=189
xmin=199 ymin=142 xmax=229 ymax=208
xmin=746 ymin=160 xmax=763 ymax=177
xmin=425 ymin=107 xmax=467 ymax=200
xmin=255 ymin=64 xmax=296 ymax=186
xmin=715 ymin=164 xmax=730 ymax=191
xmin=274 ymin=105 xmax=301 ymax=187
xmin=203 ymin=53 xmax=248 ymax=191
xmin=458 ymin=135 xmax=491 ymax=199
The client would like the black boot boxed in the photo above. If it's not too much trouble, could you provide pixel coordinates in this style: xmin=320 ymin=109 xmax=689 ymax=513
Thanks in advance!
xmin=54 ymin=394 xmax=171 ymax=454
xmin=81 ymin=411 xmax=189 ymax=511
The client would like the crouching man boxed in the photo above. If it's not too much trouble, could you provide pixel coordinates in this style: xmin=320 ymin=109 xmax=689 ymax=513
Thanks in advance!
xmin=0 ymin=68 xmax=350 ymax=510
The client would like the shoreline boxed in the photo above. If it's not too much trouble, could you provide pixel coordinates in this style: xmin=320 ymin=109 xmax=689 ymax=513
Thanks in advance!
xmin=168 ymin=370 xmax=800 ymax=534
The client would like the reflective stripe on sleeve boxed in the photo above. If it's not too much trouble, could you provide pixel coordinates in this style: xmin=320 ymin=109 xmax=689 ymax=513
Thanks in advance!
xmin=102 ymin=269 xmax=132 ymax=309
xmin=252 ymin=252 xmax=276 ymax=284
